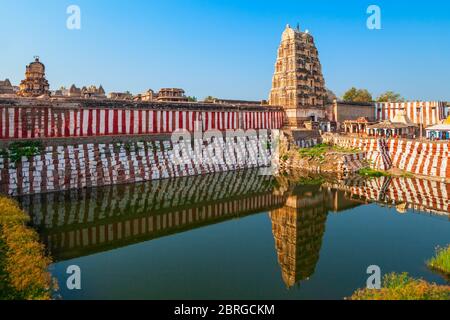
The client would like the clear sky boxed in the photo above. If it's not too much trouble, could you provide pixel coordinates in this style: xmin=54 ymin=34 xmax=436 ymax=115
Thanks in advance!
xmin=0 ymin=0 xmax=449 ymax=101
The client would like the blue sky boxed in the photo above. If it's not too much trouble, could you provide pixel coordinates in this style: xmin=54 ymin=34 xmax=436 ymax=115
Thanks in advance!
xmin=0 ymin=0 xmax=449 ymax=101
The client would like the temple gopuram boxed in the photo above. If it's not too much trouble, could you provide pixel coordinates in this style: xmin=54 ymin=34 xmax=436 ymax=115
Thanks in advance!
xmin=269 ymin=25 xmax=327 ymax=128
xmin=17 ymin=57 xmax=50 ymax=97
xmin=0 ymin=79 xmax=14 ymax=95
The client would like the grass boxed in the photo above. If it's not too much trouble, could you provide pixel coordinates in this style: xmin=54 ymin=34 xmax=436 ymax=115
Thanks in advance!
xmin=427 ymin=245 xmax=450 ymax=279
xmin=0 ymin=196 xmax=55 ymax=300
xmin=350 ymin=273 xmax=450 ymax=300
xmin=298 ymin=143 xmax=359 ymax=161
xmin=358 ymin=167 xmax=391 ymax=178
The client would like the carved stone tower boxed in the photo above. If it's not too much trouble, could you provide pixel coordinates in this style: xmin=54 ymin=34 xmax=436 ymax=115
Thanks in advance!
xmin=269 ymin=25 xmax=327 ymax=128
xmin=18 ymin=57 xmax=50 ymax=97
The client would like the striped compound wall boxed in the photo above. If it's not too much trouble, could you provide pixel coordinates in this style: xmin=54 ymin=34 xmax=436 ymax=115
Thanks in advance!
xmin=325 ymin=136 xmax=450 ymax=179
xmin=0 ymin=103 xmax=285 ymax=139
xmin=0 ymin=137 xmax=275 ymax=196
xmin=0 ymin=100 xmax=285 ymax=196
xmin=375 ymin=101 xmax=446 ymax=127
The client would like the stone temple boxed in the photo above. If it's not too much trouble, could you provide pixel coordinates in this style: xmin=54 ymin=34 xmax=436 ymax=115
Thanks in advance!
xmin=269 ymin=25 xmax=327 ymax=128
xmin=18 ymin=57 xmax=50 ymax=97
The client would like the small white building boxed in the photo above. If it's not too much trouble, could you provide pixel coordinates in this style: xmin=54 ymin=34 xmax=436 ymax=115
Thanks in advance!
xmin=426 ymin=116 xmax=450 ymax=140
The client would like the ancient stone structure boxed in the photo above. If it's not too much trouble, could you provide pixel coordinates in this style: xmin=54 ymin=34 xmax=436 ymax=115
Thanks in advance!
xmin=81 ymin=85 xmax=106 ymax=99
xmin=133 ymin=88 xmax=188 ymax=102
xmin=157 ymin=88 xmax=188 ymax=102
xmin=17 ymin=57 xmax=50 ymax=97
xmin=269 ymin=25 xmax=327 ymax=128
xmin=68 ymin=84 xmax=82 ymax=97
xmin=0 ymin=79 xmax=14 ymax=95
xmin=133 ymin=89 xmax=157 ymax=102
xmin=108 ymin=92 xmax=133 ymax=100
xmin=327 ymin=100 xmax=376 ymax=131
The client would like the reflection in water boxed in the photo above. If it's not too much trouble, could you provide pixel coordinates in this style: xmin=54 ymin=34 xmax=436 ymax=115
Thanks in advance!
xmin=17 ymin=171 xmax=449 ymax=291
xmin=325 ymin=176 xmax=449 ymax=216
xmin=18 ymin=170 xmax=287 ymax=261
xmin=270 ymin=185 xmax=328 ymax=288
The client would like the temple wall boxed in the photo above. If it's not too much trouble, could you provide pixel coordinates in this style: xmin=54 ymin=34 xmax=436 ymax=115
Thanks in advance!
xmin=0 ymin=100 xmax=284 ymax=139
xmin=0 ymin=136 xmax=275 ymax=196
xmin=325 ymin=136 xmax=450 ymax=179
xmin=0 ymin=99 xmax=285 ymax=196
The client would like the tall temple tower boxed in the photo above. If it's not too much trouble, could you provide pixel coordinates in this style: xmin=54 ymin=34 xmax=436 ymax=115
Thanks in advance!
xmin=269 ymin=25 xmax=327 ymax=128
xmin=18 ymin=57 xmax=50 ymax=97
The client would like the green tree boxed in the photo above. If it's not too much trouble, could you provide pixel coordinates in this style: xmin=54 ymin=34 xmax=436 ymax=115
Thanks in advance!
xmin=376 ymin=91 xmax=404 ymax=102
xmin=204 ymin=96 xmax=217 ymax=103
xmin=343 ymin=87 xmax=373 ymax=103
xmin=187 ymin=96 xmax=197 ymax=102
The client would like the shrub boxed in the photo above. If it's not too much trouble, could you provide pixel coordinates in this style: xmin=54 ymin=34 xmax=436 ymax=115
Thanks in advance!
xmin=427 ymin=245 xmax=450 ymax=278
xmin=5 ymin=141 xmax=44 ymax=163
xmin=350 ymin=273 xmax=450 ymax=300
xmin=0 ymin=197 xmax=56 ymax=300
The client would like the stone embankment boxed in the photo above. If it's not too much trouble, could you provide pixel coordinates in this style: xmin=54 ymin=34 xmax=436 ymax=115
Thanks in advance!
xmin=278 ymin=131 xmax=368 ymax=176
xmin=323 ymin=134 xmax=450 ymax=181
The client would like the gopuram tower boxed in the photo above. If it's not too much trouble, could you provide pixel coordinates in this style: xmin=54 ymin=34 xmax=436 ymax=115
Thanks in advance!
xmin=269 ymin=24 xmax=327 ymax=128
xmin=18 ymin=57 xmax=50 ymax=97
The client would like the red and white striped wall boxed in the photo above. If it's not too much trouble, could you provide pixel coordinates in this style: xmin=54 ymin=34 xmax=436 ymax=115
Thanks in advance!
xmin=375 ymin=101 xmax=446 ymax=127
xmin=324 ymin=136 xmax=450 ymax=179
xmin=0 ymin=106 xmax=285 ymax=139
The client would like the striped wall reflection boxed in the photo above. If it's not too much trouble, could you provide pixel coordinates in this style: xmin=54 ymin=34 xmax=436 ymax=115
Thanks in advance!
xmin=18 ymin=170 xmax=287 ymax=260
xmin=328 ymin=176 xmax=449 ymax=216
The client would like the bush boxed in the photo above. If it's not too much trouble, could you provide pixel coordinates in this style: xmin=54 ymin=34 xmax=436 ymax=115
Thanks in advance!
xmin=427 ymin=245 xmax=450 ymax=278
xmin=4 ymin=141 xmax=44 ymax=163
xmin=0 ymin=197 xmax=55 ymax=300
xmin=350 ymin=273 xmax=450 ymax=300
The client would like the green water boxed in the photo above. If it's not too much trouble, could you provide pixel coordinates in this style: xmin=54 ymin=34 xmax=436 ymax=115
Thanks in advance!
xmin=17 ymin=170 xmax=449 ymax=300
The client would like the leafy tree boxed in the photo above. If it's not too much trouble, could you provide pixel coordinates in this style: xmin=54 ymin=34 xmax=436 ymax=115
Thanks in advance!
xmin=204 ymin=96 xmax=217 ymax=103
xmin=376 ymin=91 xmax=404 ymax=102
xmin=343 ymin=87 xmax=373 ymax=103
xmin=187 ymin=96 xmax=197 ymax=102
